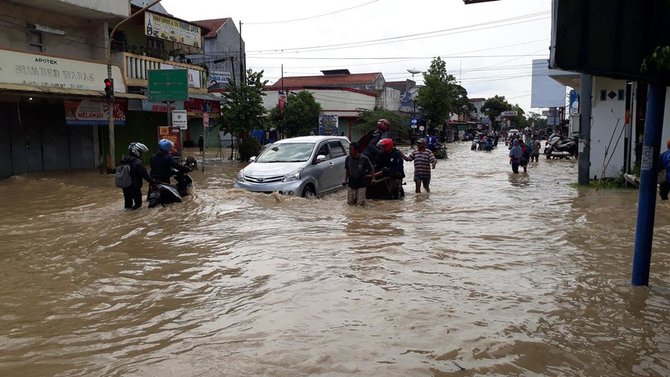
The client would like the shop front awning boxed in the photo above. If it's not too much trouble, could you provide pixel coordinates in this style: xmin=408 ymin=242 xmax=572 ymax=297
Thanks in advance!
xmin=189 ymin=93 xmax=224 ymax=101
xmin=0 ymin=83 xmax=146 ymax=99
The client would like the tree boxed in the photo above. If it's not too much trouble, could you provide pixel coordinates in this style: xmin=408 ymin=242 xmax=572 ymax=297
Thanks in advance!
xmin=415 ymin=57 xmax=469 ymax=132
xmin=527 ymin=112 xmax=548 ymax=128
xmin=269 ymin=90 xmax=322 ymax=137
xmin=355 ymin=108 xmax=408 ymax=135
xmin=481 ymin=95 xmax=513 ymax=130
xmin=218 ymin=69 xmax=268 ymax=136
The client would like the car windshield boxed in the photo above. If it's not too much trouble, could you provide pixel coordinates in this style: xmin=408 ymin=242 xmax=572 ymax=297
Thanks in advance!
xmin=255 ymin=142 xmax=315 ymax=163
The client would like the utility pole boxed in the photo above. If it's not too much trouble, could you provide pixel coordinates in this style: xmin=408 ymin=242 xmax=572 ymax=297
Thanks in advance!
xmin=106 ymin=0 xmax=161 ymax=171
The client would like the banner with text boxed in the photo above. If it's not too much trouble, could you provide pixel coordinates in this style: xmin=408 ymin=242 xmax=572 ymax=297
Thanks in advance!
xmin=64 ymin=99 xmax=126 ymax=126
xmin=145 ymin=12 xmax=202 ymax=49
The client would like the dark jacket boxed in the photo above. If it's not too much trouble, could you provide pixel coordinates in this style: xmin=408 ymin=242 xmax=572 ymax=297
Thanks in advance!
xmin=150 ymin=150 xmax=191 ymax=183
xmin=362 ymin=129 xmax=388 ymax=163
xmin=121 ymin=155 xmax=154 ymax=188
xmin=375 ymin=148 xmax=405 ymax=179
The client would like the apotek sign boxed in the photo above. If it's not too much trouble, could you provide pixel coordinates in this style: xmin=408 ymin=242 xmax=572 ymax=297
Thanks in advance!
xmin=0 ymin=49 xmax=125 ymax=91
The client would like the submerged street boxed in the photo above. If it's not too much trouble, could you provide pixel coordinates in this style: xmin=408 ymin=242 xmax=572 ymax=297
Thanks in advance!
xmin=1 ymin=141 xmax=669 ymax=376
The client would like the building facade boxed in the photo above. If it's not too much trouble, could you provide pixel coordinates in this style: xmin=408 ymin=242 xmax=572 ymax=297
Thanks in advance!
xmin=0 ymin=0 xmax=219 ymax=178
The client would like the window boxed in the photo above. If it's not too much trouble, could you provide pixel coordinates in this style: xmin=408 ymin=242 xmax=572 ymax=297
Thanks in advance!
xmin=328 ymin=140 xmax=346 ymax=158
xmin=146 ymin=37 xmax=165 ymax=58
xmin=316 ymin=144 xmax=330 ymax=161
xmin=28 ymin=30 xmax=43 ymax=52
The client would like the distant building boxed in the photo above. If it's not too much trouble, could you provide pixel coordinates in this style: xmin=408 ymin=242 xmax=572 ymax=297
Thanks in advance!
xmin=188 ymin=18 xmax=245 ymax=89
xmin=266 ymin=70 xmax=401 ymax=140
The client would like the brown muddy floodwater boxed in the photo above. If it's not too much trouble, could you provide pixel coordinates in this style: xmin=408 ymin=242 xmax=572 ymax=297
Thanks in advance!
xmin=1 ymin=142 xmax=669 ymax=377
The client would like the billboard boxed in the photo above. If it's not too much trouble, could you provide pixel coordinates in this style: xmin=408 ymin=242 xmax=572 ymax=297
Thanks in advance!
xmin=145 ymin=12 xmax=201 ymax=48
xmin=530 ymin=59 xmax=567 ymax=108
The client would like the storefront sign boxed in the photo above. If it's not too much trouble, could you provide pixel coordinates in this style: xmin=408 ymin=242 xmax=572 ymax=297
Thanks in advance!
xmin=319 ymin=114 xmax=339 ymax=135
xmin=0 ymin=49 xmax=126 ymax=91
xmin=184 ymin=98 xmax=219 ymax=115
xmin=158 ymin=126 xmax=182 ymax=151
xmin=145 ymin=12 xmax=202 ymax=49
xmin=64 ymin=99 xmax=126 ymax=126
xmin=208 ymin=71 xmax=230 ymax=89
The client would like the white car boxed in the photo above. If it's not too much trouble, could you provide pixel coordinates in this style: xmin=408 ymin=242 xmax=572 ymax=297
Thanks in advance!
xmin=234 ymin=135 xmax=350 ymax=197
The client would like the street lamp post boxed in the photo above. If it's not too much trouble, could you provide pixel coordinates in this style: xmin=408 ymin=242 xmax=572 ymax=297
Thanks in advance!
xmin=106 ymin=0 xmax=162 ymax=172
xmin=407 ymin=69 xmax=421 ymax=120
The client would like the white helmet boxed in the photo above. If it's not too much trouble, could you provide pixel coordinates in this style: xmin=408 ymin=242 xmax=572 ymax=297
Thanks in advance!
xmin=128 ymin=142 xmax=148 ymax=157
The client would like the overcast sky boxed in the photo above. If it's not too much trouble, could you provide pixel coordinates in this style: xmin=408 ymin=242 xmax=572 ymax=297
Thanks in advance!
xmin=160 ymin=0 xmax=554 ymax=113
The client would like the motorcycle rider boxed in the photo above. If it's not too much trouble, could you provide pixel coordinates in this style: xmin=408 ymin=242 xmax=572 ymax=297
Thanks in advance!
xmin=362 ymin=118 xmax=390 ymax=163
xmin=121 ymin=142 xmax=156 ymax=210
xmin=150 ymin=139 xmax=193 ymax=184
xmin=373 ymin=138 xmax=405 ymax=199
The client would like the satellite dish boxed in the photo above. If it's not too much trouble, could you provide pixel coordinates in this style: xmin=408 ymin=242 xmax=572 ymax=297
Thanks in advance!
xmin=407 ymin=69 xmax=421 ymax=75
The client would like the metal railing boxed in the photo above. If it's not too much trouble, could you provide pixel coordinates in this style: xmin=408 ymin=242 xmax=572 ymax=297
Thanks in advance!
xmin=111 ymin=51 xmax=208 ymax=91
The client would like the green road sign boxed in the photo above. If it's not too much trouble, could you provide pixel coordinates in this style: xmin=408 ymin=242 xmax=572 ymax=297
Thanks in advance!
xmin=148 ymin=69 xmax=188 ymax=102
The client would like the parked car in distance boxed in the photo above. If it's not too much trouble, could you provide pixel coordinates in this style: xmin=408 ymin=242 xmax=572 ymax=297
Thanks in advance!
xmin=234 ymin=135 xmax=350 ymax=197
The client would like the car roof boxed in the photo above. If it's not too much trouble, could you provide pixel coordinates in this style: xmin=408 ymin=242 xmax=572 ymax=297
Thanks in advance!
xmin=273 ymin=136 xmax=349 ymax=144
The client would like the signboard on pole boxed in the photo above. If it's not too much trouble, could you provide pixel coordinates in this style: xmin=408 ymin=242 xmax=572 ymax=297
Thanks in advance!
xmin=203 ymin=112 xmax=210 ymax=128
xmin=158 ymin=126 xmax=182 ymax=152
xmin=501 ymin=110 xmax=518 ymax=117
xmin=319 ymin=114 xmax=339 ymax=135
xmin=172 ymin=110 xmax=188 ymax=130
xmin=148 ymin=69 xmax=188 ymax=102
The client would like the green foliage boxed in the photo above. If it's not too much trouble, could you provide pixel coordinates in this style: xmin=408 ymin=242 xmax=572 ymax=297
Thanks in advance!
xmin=354 ymin=108 xmax=409 ymax=134
xmin=416 ymin=57 xmax=469 ymax=128
xmin=481 ymin=95 xmax=513 ymax=130
xmin=269 ymin=91 xmax=322 ymax=137
xmin=238 ymin=136 xmax=262 ymax=162
xmin=527 ymin=112 xmax=548 ymax=128
xmin=641 ymin=45 xmax=670 ymax=75
xmin=217 ymin=69 xmax=268 ymax=136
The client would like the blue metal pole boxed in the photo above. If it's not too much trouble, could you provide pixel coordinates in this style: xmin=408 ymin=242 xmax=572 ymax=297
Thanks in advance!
xmin=632 ymin=83 xmax=666 ymax=286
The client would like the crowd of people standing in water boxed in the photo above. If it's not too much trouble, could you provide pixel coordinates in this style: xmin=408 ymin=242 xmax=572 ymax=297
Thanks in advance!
xmin=507 ymin=133 xmax=543 ymax=174
xmin=117 ymin=117 xmax=562 ymax=210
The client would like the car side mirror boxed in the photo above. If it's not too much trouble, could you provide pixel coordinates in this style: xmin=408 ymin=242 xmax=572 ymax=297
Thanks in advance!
xmin=316 ymin=155 xmax=327 ymax=163
xmin=249 ymin=156 xmax=257 ymax=162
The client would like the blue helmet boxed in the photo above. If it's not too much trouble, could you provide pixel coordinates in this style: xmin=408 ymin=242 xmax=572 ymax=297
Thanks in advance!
xmin=128 ymin=142 xmax=148 ymax=157
xmin=158 ymin=139 xmax=174 ymax=152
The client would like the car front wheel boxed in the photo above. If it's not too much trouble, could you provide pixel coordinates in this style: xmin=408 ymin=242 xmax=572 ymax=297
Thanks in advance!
xmin=302 ymin=184 xmax=316 ymax=198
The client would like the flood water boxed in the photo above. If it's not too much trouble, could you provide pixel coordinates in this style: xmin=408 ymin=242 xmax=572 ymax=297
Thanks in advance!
xmin=1 ymin=142 xmax=669 ymax=376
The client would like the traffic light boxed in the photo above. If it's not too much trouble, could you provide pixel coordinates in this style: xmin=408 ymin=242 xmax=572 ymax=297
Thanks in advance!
xmin=103 ymin=78 xmax=114 ymax=100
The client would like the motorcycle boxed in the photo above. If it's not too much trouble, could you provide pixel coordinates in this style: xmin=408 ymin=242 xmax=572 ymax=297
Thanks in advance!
xmin=366 ymin=175 xmax=405 ymax=200
xmin=544 ymin=135 xmax=578 ymax=159
xmin=428 ymin=142 xmax=448 ymax=159
xmin=147 ymin=157 xmax=198 ymax=208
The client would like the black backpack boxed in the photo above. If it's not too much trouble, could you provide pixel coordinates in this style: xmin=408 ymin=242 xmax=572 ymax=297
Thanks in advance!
xmin=114 ymin=163 xmax=132 ymax=188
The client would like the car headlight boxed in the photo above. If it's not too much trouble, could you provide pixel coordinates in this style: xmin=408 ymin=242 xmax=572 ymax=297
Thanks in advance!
xmin=236 ymin=169 xmax=246 ymax=182
xmin=283 ymin=167 xmax=303 ymax=182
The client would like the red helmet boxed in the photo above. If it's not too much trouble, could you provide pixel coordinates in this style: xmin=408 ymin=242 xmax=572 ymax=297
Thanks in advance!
xmin=377 ymin=119 xmax=390 ymax=131
xmin=379 ymin=138 xmax=394 ymax=153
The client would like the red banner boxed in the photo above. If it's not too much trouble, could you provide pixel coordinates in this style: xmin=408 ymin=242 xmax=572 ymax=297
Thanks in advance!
xmin=158 ymin=126 xmax=182 ymax=152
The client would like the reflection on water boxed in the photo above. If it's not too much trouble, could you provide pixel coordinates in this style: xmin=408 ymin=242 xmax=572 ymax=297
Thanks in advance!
xmin=0 ymin=143 xmax=669 ymax=376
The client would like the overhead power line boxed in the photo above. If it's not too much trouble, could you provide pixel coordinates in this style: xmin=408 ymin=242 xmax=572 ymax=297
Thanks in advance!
xmin=248 ymin=11 xmax=550 ymax=55
xmin=245 ymin=0 xmax=379 ymax=25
